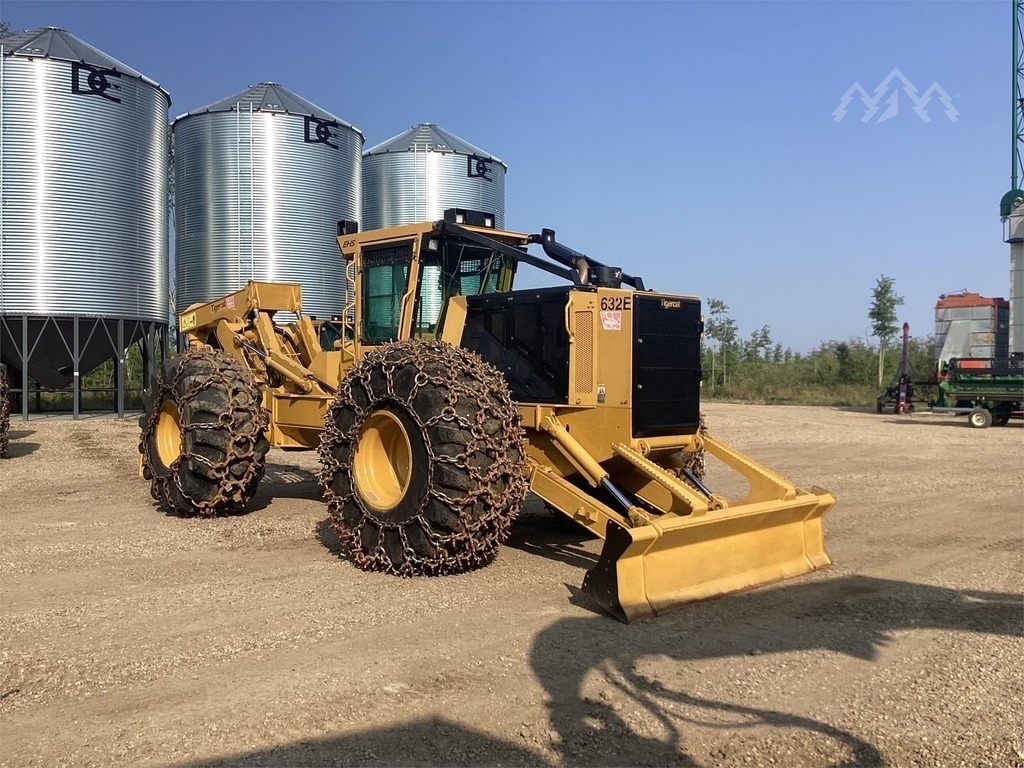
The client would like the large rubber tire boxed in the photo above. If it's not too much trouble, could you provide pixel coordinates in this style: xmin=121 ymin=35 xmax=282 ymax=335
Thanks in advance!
xmin=319 ymin=340 xmax=530 ymax=576
xmin=967 ymin=407 xmax=992 ymax=429
xmin=991 ymin=403 xmax=1012 ymax=427
xmin=0 ymin=364 xmax=10 ymax=459
xmin=139 ymin=347 xmax=269 ymax=516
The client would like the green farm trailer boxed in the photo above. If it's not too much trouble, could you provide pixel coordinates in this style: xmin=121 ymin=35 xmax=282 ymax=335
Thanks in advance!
xmin=933 ymin=358 xmax=1024 ymax=428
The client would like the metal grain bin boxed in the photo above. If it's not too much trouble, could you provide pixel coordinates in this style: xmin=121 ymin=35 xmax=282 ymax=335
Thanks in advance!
xmin=0 ymin=27 xmax=169 ymax=322
xmin=173 ymin=83 xmax=362 ymax=319
xmin=0 ymin=27 xmax=170 ymax=402
xmin=362 ymin=123 xmax=506 ymax=231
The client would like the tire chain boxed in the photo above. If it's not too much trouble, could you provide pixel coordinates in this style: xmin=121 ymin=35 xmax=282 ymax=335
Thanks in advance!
xmin=661 ymin=411 xmax=708 ymax=491
xmin=0 ymin=364 xmax=10 ymax=459
xmin=318 ymin=340 xmax=530 ymax=576
xmin=683 ymin=411 xmax=708 ymax=480
xmin=140 ymin=348 xmax=269 ymax=516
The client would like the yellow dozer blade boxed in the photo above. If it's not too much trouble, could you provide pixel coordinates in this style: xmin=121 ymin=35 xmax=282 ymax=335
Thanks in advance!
xmin=580 ymin=436 xmax=834 ymax=622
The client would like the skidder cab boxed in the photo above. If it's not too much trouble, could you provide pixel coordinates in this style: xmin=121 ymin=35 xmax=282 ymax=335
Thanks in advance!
xmin=141 ymin=209 xmax=834 ymax=621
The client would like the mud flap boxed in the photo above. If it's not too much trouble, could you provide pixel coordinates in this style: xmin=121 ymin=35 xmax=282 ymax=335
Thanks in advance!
xmin=581 ymin=488 xmax=834 ymax=623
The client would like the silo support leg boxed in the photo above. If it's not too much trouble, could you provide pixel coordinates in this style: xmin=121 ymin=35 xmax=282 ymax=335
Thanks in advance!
xmin=22 ymin=316 xmax=29 ymax=422
xmin=116 ymin=319 xmax=125 ymax=418
xmin=73 ymin=316 xmax=80 ymax=420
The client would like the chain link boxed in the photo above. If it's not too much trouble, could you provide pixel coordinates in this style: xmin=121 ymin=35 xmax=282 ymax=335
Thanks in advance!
xmin=142 ymin=348 xmax=268 ymax=516
xmin=682 ymin=412 xmax=708 ymax=480
xmin=0 ymin=364 xmax=10 ymax=459
xmin=318 ymin=340 xmax=529 ymax=576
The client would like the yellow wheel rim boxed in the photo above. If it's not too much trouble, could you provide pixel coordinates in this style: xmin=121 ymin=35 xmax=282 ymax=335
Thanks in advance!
xmin=155 ymin=401 xmax=182 ymax=468
xmin=353 ymin=411 xmax=413 ymax=511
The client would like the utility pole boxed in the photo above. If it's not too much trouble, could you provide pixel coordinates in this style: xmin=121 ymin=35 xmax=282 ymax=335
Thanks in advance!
xmin=1003 ymin=0 xmax=1024 ymax=357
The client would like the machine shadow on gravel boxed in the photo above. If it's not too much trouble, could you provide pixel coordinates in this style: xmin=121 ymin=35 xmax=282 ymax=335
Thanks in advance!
xmin=243 ymin=463 xmax=325 ymax=513
xmin=315 ymin=517 xmax=343 ymax=558
xmin=261 ymin=463 xmax=321 ymax=486
xmin=313 ymin=493 xmax=600 ymax=570
xmin=172 ymin=577 xmax=1019 ymax=768
xmin=528 ymin=575 xmax=1022 ymax=767
xmin=503 ymin=498 xmax=600 ymax=572
xmin=180 ymin=717 xmax=550 ymax=768
xmin=311 ymin=496 xmax=581 ymax=566
xmin=167 ymin=463 xmax=323 ymax=517
xmin=884 ymin=418 xmax=1023 ymax=429
xmin=0 ymin=438 xmax=40 ymax=458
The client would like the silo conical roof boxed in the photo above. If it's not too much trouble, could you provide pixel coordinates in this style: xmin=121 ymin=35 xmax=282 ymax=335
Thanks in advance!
xmin=364 ymin=123 xmax=505 ymax=168
xmin=174 ymin=82 xmax=361 ymax=136
xmin=0 ymin=26 xmax=169 ymax=99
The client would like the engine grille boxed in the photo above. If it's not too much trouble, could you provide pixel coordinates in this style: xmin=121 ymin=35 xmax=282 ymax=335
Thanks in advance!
xmin=632 ymin=295 xmax=702 ymax=438
xmin=573 ymin=310 xmax=595 ymax=394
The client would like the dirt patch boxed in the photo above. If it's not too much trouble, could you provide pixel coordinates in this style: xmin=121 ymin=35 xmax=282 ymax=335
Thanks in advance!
xmin=1 ymin=405 xmax=1021 ymax=767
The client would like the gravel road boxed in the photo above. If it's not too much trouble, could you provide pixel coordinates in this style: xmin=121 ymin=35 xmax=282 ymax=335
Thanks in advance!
xmin=0 ymin=404 xmax=1021 ymax=767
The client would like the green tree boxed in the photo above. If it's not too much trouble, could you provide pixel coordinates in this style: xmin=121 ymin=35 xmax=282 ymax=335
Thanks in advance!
xmin=704 ymin=298 xmax=738 ymax=388
xmin=907 ymin=333 xmax=937 ymax=380
xmin=742 ymin=324 xmax=773 ymax=362
xmin=834 ymin=341 xmax=853 ymax=383
xmin=0 ymin=21 xmax=13 ymax=38
xmin=868 ymin=275 xmax=904 ymax=386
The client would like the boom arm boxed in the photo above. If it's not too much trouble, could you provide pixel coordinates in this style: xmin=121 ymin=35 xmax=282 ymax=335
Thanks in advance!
xmin=176 ymin=281 xmax=353 ymax=447
xmin=430 ymin=220 xmax=647 ymax=291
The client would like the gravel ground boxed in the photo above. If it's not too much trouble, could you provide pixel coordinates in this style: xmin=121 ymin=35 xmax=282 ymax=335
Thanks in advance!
xmin=0 ymin=404 xmax=1021 ymax=767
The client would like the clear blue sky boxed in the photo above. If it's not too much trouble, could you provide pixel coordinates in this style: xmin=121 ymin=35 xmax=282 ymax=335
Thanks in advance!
xmin=2 ymin=1 xmax=1009 ymax=352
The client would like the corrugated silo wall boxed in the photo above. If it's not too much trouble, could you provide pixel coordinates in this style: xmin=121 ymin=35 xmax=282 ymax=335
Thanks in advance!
xmin=174 ymin=110 xmax=361 ymax=319
xmin=0 ymin=53 xmax=169 ymax=321
xmin=362 ymin=150 xmax=505 ymax=231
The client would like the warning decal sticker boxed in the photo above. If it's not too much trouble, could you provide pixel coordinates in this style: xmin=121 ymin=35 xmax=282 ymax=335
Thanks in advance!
xmin=600 ymin=311 xmax=622 ymax=331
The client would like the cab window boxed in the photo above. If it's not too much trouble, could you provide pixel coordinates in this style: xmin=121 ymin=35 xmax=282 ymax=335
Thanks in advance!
xmin=361 ymin=241 xmax=413 ymax=343
xmin=414 ymin=239 xmax=509 ymax=337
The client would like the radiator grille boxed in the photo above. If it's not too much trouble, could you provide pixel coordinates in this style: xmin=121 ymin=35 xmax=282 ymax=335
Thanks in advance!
xmin=573 ymin=310 xmax=594 ymax=393
xmin=632 ymin=295 xmax=702 ymax=438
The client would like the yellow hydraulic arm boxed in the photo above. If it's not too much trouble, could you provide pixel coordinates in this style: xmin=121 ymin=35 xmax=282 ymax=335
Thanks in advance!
xmin=525 ymin=410 xmax=833 ymax=623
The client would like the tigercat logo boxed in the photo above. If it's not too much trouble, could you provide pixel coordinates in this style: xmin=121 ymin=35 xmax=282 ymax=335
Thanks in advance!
xmin=660 ymin=299 xmax=682 ymax=309
xmin=211 ymin=296 xmax=236 ymax=313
